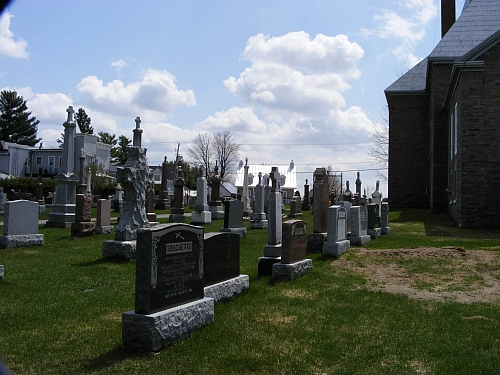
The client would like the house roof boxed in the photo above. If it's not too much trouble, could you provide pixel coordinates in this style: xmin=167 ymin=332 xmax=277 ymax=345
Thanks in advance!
xmin=385 ymin=0 xmax=500 ymax=94
xmin=234 ymin=160 xmax=297 ymax=190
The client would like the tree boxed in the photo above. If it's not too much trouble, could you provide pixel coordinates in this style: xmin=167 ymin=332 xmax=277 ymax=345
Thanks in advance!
xmin=326 ymin=165 xmax=342 ymax=197
xmin=0 ymin=90 xmax=41 ymax=146
xmin=97 ymin=131 xmax=121 ymax=164
xmin=75 ymin=108 xmax=93 ymax=134
xmin=186 ymin=133 xmax=212 ymax=180
xmin=212 ymin=131 xmax=240 ymax=181
xmin=114 ymin=135 xmax=131 ymax=165
xmin=368 ymin=108 xmax=389 ymax=182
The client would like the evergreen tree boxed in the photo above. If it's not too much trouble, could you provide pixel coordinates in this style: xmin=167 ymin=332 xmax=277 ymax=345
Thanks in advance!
xmin=114 ymin=135 xmax=131 ymax=165
xmin=75 ymin=108 xmax=93 ymax=134
xmin=0 ymin=90 xmax=41 ymax=146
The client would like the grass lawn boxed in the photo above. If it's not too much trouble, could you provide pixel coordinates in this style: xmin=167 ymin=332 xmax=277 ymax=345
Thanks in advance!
xmin=1 ymin=208 xmax=500 ymax=374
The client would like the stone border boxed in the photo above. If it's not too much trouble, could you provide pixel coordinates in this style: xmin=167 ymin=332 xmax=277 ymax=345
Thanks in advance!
xmin=204 ymin=275 xmax=249 ymax=302
xmin=272 ymin=259 xmax=312 ymax=281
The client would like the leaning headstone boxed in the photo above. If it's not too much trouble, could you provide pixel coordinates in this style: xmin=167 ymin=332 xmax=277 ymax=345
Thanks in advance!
xmin=272 ymin=220 xmax=312 ymax=281
xmin=258 ymin=167 xmax=282 ymax=276
xmin=380 ymin=202 xmax=390 ymax=235
xmin=191 ymin=166 xmax=212 ymax=225
xmin=0 ymin=200 xmax=44 ymax=248
xmin=203 ymin=232 xmax=249 ymax=302
xmin=349 ymin=206 xmax=371 ymax=246
xmin=95 ymin=199 xmax=114 ymax=235
xmin=71 ymin=194 xmax=95 ymax=237
xmin=306 ymin=168 xmax=329 ymax=253
xmin=250 ymin=172 xmax=268 ymax=229
xmin=219 ymin=199 xmax=246 ymax=238
xmin=122 ymin=223 xmax=214 ymax=352
xmin=45 ymin=106 xmax=79 ymax=228
xmin=208 ymin=164 xmax=224 ymax=220
xmin=169 ymin=166 xmax=186 ymax=223
xmin=367 ymin=203 xmax=381 ymax=239
xmin=323 ymin=205 xmax=350 ymax=257
xmin=102 ymin=118 xmax=150 ymax=260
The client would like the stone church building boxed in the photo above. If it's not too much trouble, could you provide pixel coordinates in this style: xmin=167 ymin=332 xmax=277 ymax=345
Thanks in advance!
xmin=385 ymin=0 xmax=500 ymax=228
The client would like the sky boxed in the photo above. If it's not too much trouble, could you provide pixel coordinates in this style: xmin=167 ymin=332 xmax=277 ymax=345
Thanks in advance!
xmin=0 ymin=0 xmax=467 ymax=196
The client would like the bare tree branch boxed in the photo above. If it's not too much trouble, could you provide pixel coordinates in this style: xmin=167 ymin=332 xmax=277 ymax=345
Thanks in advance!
xmin=212 ymin=130 xmax=240 ymax=182
xmin=368 ymin=106 xmax=389 ymax=182
xmin=186 ymin=133 xmax=212 ymax=180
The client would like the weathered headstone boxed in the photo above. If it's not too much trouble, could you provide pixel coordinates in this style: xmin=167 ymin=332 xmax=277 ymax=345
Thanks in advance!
xmin=372 ymin=180 xmax=382 ymax=217
xmin=146 ymin=180 xmax=157 ymax=224
xmin=258 ymin=167 xmax=282 ymax=276
xmin=380 ymin=202 xmax=390 ymax=235
xmin=306 ymin=168 xmax=329 ymax=253
xmin=349 ymin=206 xmax=371 ymax=246
xmin=288 ymin=194 xmax=302 ymax=218
xmin=122 ymin=223 xmax=214 ymax=352
xmin=95 ymin=199 xmax=114 ymax=235
xmin=338 ymin=200 xmax=352 ymax=236
xmin=219 ymin=199 xmax=246 ymax=238
xmin=323 ymin=205 xmax=350 ymax=257
xmin=155 ymin=156 xmax=171 ymax=209
xmin=208 ymin=164 xmax=224 ymax=219
xmin=272 ymin=220 xmax=312 ymax=281
xmin=203 ymin=232 xmax=249 ymax=302
xmin=169 ymin=165 xmax=186 ymax=223
xmin=343 ymin=181 xmax=353 ymax=203
xmin=250 ymin=172 xmax=268 ymax=229
xmin=302 ymin=179 xmax=311 ymax=211
xmin=45 ymin=106 xmax=79 ymax=228
xmin=0 ymin=200 xmax=44 ymax=248
xmin=367 ymin=203 xmax=381 ymax=239
xmin=112 ymin=184 xmax=123 ymax=213
xmin=242 ymin=158 xmax=251 ymax=216
xmin=191 ymin=166 xmax=212 ymax=225
xmin=71 ymin=194 xmax=95 ymax=237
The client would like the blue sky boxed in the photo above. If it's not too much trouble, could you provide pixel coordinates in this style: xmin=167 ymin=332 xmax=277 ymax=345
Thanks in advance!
xmin=0 ymin=0 xmax=466 ymax=195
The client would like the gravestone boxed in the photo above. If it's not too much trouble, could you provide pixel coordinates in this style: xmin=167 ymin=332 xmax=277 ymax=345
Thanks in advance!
xmin=71 ymin=194 xmax=95 ymax=237
xmin=203 ymin=232 xmax=249 ymax=302
xmin=219 ymin=199 xmax=246 ymax=238
xmin=191 ymin=166 xmax=212 ymax=225
xmin=169 ymin=165 xmax=186 ymax=223
xmin=306 ymin=168 xmax=329 ymax=253
xmin=372 ymin=180 xmax=382 ymax=217
xmin=349 ymin=206 xmax=371 ymax=246
xmin=272 ymin=220 xmax=312 ymax=281
xmin=302 ymin=179 xmax=311 ymax=211
xmin=258 ymin=167 xmax=282 ymax=276
xmin=155 ymin=156 xmax=171 ymax=209
xmin=241 ymin=158 xmax=251 ymax=216
xmin=0 ymin=200 xmax=44 ymax=248
xmin=367 ymin=203 xmax=381 ymax=239
xmin=288 ymin=194 xmax=302 ymax=218
xmin=0 ymin=264 xmax=3 ymax=280
xmin=112 ymin=184 xmax=123 ymax=212
xmin=0 ymin=187 xmax=5 ymax=214
xmin=122 ymin=223 xmax=214 ymax=352
xmin=146 ymin=180 xmax=157 ymax=224
xmin=380 ymin=202 xmax=390 ymax=235
xmin=338 ymin=200 xmax=352 ymax=236
xmin=355 ymin=172 xmax=362 ymax=196
xmin=208 ymin=164 xmax=224 ymax=219
xmin=343 ymin=181 xmax=353 ymax=203
xmin=250 ymin=172 xmax=268 ymax=229
xmin=95 ymin=199 xmax=114 ymax=235
xmin=45 ymin=106 xmax=79 ymax=228
xmin=102 ymin=118 xmax=150 ymax=260
xmin=323 ymin=205 xmax=350 ymax=257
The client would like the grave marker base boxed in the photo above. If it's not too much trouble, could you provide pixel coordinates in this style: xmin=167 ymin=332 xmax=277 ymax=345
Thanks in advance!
xmin=250 ymin=219 xmax=268 ymax=229
xmin=102 ymin=240 xmax=136 ymax=260
xmin=95 ymin=225 xmax=114 ymax=235
xmin=322 ymin=240 xmax=350 ymax=257
xmin=0 ymin=234 xmax=44 ymax=249
xmin=306 ymin=233 xmax=327 ymax=253
xmin=191 ymin=211 xmax=212 ymax=225
xmin=349 ymin=235 xmax=371 ymax=246
xmin=264 ymin=243 xmax=281 ymax=257
xmin=168 ymin=214 xmax=186 ymax=223
xmin=204 ymin=275 xmax=249 ymax=302
xmin=381 ymin=226 xmax=391 ymax=235
xmin=122 ymin=297 xmax=214 ymax=352
xmin=368 ymin=228 xmax=381 ymax=239
xmin=258 ymin=256 xmax=281 ymax=276
xmin=272 ymin=259 xmax=312 ymax=281
xmin=219 ymin=227 xmax=247 ymax=238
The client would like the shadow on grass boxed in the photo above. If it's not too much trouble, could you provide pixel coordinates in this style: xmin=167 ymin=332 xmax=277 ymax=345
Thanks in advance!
xmin=72 ymin=257 xmax=130 ymax=267
xmin=84 ymin=345 xmax=150 ymax=372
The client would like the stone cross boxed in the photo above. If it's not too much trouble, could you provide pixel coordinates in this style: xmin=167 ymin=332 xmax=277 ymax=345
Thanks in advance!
xmin=270 ymin=167 xmax=280 ymax=193
xmin=66 ymin=106 xmax=74 ymax=123
xmin=135 ymin=117 xmax=141 ymax=129
xmin=133 ymin=116 xmax=143 ymax=147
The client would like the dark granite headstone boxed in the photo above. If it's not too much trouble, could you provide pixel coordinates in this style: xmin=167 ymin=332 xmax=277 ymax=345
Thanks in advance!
xmin=367 ymin=204 xmax=377 ymax=230
xmin=203 ymin=232 xmax=240 ymax=286
xmin=135 ymin=223 xmax=204 ymax=314
xmin=223 ymin=200 xmax=243 ymax=228
xmin=281 ymin=220 xmax=306 ymax=264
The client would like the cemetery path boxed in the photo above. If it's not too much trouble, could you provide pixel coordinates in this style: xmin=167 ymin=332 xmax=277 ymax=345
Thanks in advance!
xmin=334 ymin=247 xmax=500 ymax=304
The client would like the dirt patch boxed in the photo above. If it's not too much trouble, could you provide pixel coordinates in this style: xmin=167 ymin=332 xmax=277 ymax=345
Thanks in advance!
xmin=334 ymin=246 xmax=500 ymax=304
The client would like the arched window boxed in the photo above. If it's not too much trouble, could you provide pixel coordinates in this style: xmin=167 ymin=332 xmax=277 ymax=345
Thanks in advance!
xmin=280 ymin=174 xmax=286 ymax=186
xmin=248 ymin=173 xmax=254 ymax=186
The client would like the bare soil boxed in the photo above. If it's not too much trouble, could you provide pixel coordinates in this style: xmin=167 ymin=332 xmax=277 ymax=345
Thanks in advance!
xmin=334 ymin=246 xmax=500 ymax=304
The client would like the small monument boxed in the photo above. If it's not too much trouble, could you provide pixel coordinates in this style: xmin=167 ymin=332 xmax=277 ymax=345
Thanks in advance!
xmin=71 ymin=194 xmax=95 ymax=238
xmin=219 ymin=199 xmax=247 ymax=238
xmin=372 ymin=180 xmax=382 ymax=217
xmin=302 ymin=179 xmax=310 ymax=211
xmin=249 ymin=172 xmax=268 ymax=229
xmin=306 ymin=168 xmax=329 ymax=253
xmin=102 ymin=117 xmax=150 ymax=260
xmin=203 ymin=232 xmax=249 ymax=302
xmin=169 ymin=165 xmax=186 ymax=223
xmin=242 ymin=158 xmax=251 ymax=216
xmin=367 ymin=203 xmax=381 ymax=239
xmin=380 ymin=202 xmax=390 ymax=235
xmin=35 ymin=175 xmax=45 ymax=214
xmin=349 ymin=206 xmax=371 ymax=246
xmin=258 ymin=167 xmax=282 ymax=276
xmin=323 ymin=205 xmax=350 ymax=257
xmin=45 ymin=106 xmax=79 ymax=228
xmin=155 ymin=156 xmax=171 ymax=209
xmin=112 ymin=184 xmax=123 ymax=213
xmin=288 ymin=192 xmax=302 ymax=218
xmin=272 ymin=220 xmax=312 ymax=281
xmin=146 ymin=179 xmax=158 ymax=224
xmin=0 ymin=200 xmax=44 ymax=248
xmin=343 ymin=181 xmax=353 ymax=203
xmin=122 ymin=223 xmax=214 ymax=352
xmin=191 ymin=166 xmax=212 ymax=225
xmin=95 ymin=199 xmax=114 ymax=235
xmin=208 ymin=164 xmax=224 ymax=220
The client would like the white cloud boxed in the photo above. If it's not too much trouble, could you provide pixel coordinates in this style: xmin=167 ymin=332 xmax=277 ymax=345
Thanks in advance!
xmin=361 ymin=0 xmax=437 ymax=67
xmin=194 ymin=107 xmax=266 ymax=134
xmin=111 ymin=59 xmax=127 ymax=72
xmin=77 ymin=68 xmax=196 ymax=120
xmin=0 ymin=12 xmax=28 ymax=59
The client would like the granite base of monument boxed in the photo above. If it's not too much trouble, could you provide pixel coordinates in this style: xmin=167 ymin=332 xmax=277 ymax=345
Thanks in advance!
xmin=168 ymin=214 xmax=186 ymax=223
xmin=191 ymin=211 xmax=212 ymax=225
xmin=71 ymin=222 xmax=95 ymax=238
xmin=272 ymin=259 xmax=312 ymax=281
xmin=45 ymin=211 xmax=75 ymax=228
xmin=258 ymin=256 xmax=281 ymax=277
xmin=0 ymin=234 xmax=44 ymax=249
xmin=264 ymin=243 xmax=281 ymax=258
xmin=204 ymin=275 xmax=249 ymax=303
xmin=95 ymin=225 xmax=114 ymax=235
xmin=368 ymin=228 xmax=381 ymax=239
xmin=381 ymin=226 xmax=391 ymax=235
xmin=306 ymin=233 xmax=327 ymax=253
xmin=210 ymin=207 xmax=224 ymax=220
xmin=322 ymin=240 xmax=350 ymax=257
xmin=102 ymin=240 xmax=136 ymax=260
xmin=219 ymin=227 xmax=247 ymax=239
xmin=250 ymin=219 xmax=268 ymax=229
xmin=122 ymin=297 xmax=214 ymax=352
xmin=349 ymin=235 xmax=371 ymax=246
